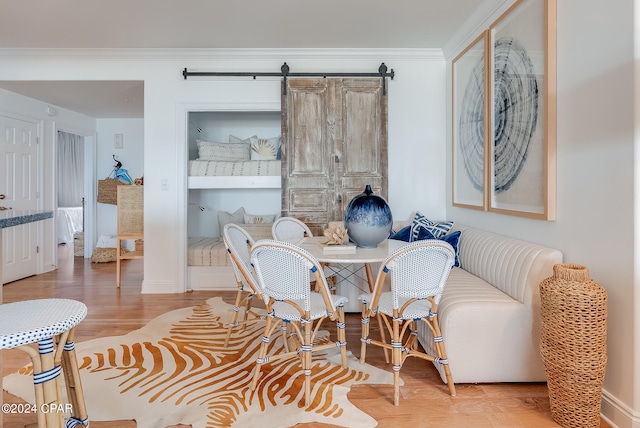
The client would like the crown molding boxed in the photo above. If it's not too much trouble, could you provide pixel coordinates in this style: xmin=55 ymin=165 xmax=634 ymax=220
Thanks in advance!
xmin=442 ymin=0 xmax=515 ymax=59
xmin=0 ymin=47 xmax=444 ymax=62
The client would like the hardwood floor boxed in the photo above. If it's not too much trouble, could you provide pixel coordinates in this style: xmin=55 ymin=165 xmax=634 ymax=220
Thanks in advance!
xmin=2 ymin=245 xmax=611 ymax=428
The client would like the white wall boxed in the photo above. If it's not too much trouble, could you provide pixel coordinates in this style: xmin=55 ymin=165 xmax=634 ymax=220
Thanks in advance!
xmin=445 ymin=1 xmax=638 ymax=427
xmin=0 ymin=87 xmax=96 ymax=271
xmin=96 ymin=118 xmax=144 ymax=238
xmin=0 ymin=49 xmax=447 ymax=295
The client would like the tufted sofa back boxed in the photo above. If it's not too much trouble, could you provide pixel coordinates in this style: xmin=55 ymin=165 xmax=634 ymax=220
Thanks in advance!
xmin=451 ymin=224 xmax=562 ymax=306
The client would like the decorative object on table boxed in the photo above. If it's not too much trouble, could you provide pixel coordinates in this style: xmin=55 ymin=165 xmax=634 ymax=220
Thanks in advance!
xmin=539 ymin=263 xmax=607 ymax=428
xmin=343 ymin=184 xmax=392 ymax=248
xmin=323 ymin=222 xmax=349 ymax=245
xmin=322 ymin=223 xmax=355 ymax=254
xmin=3 ymin=297 xmax=394 ymax=428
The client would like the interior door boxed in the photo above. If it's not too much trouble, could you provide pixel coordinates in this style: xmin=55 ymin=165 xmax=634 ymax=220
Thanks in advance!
xmin=1 ymin=114 xmax=39 ymax=283
xmin=281 ymin=78 xmax=387 ymax=235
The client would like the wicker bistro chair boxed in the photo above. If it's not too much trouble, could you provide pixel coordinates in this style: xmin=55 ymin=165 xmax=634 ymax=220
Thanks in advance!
xmin=272 ymin=216 xmax=339 ymax=292
xmin=272 ymin=216 xmax=313 ymax=243
xmin=249 ymin=239 xmax=349 ymax=407
xmin=222 ymin=224 xmax=266 ymax=347
xmin=359 ymin=240 xmax=457 ymax=405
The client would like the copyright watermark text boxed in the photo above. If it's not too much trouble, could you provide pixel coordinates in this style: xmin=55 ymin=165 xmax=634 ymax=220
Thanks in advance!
xmin=2 ymin=403 xmax=73 ymax=414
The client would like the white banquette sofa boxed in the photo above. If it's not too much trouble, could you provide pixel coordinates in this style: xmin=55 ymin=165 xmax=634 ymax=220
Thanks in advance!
xmin=417 ymin=224 xmax=563 ymax=384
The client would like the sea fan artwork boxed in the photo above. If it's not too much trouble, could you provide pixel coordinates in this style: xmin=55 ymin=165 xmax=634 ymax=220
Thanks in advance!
xmin=251 ymin=139 xmax=277 ymax=160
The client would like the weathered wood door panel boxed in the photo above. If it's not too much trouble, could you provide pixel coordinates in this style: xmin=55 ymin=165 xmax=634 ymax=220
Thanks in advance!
xmin=281 ymin=78 xmax=387 ymax=235
xmin=337 ymin=79 xmax=387 ymax=214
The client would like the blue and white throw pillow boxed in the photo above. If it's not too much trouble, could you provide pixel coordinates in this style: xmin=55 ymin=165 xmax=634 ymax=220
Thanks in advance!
xmin=411 ymin=212 xmax=454 ymax=241
xmin=415 ymin=228 xmax=461 ymax=268
xmin=389 ymin=225 xmax=412 ymax=242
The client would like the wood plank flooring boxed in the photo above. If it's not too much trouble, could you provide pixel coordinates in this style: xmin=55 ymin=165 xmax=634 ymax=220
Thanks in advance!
xmin=2 ymin=245 xmax=611 ymax=428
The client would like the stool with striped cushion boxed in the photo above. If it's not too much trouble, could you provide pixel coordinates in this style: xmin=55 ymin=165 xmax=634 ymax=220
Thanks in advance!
xmin=0 ymin=299 xmax=89 ymax=427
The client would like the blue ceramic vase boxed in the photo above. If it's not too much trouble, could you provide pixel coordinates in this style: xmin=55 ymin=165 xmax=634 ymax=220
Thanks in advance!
xmin=344 ymin=185 xmax=393 ymax=248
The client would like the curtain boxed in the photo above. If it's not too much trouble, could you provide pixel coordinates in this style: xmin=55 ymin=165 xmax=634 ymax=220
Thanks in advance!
xmin=57 ymin=130 xmax=85 ymax=207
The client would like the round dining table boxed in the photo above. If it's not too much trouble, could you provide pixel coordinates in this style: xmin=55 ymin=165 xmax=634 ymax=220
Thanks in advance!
xmin=296 ymin=236 xmax=404 ymax=293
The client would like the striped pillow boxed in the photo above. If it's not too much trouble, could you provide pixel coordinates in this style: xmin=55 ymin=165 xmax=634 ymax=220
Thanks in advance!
xmin=197 ymin=140 xmax=250 ymax=161
xmin=411 ymin=212 xmax=454 ymax=240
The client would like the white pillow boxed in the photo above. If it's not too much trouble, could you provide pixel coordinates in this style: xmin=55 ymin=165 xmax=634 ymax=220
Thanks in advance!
xmin=217 ymin=207 xmax=245 ymax=233
xmin=229 ymin=135 xmax=256 ymax=144
xmin=250 ymin=136 xmax=281 ymax=161
xmin=244 ymin=212 xmax=276 ymax=224
xmin=197 ymin=140 xmax=250 ymax=161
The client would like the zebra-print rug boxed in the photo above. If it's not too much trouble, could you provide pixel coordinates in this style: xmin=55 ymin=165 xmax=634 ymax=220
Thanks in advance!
xmin=3 ymin=297 xmax=394 ymax=428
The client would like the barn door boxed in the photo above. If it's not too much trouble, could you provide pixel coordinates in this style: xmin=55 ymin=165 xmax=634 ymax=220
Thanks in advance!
xmin=281 ymin=78 xmax=387 ymax=235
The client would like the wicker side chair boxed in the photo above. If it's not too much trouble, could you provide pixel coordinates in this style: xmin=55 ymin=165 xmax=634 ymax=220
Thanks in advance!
xmin=272 ymin=216 xmax=339 ymax=292
xmin=271 ymin=216 xmax=313 ymax=243
xmin=222 ymin=223 xmax=265 ymax=347
xmin=359 ymin=240 xmax=457 ymax=405
xmin=249 ymin=239 xmax=349 ymax=407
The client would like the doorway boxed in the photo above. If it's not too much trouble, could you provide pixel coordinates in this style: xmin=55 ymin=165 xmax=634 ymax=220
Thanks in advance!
xmin=56 ymin=130 xmax=85 ymax=252
xmin=56 ymin=128 xmax=96 ymax=261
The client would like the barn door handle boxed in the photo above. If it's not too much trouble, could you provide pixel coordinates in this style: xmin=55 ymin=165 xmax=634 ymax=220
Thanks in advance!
xmin=0 ymin=194 xmax=5 ymax=199
xmin=337 ymin=195 xmax=342 ymax=204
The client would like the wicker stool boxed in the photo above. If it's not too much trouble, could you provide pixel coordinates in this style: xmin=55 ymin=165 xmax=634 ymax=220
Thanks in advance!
xmin=0 ymin=299 xmax=89 ymax=428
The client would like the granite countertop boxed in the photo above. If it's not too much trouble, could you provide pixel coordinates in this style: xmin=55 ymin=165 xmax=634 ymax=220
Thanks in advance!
xmin=0 ymin=210 xmax=53 ymax=229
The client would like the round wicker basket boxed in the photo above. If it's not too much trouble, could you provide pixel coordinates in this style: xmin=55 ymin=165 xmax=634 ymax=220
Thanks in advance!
xmin=539 ymin=263 xmax=608 ymax=428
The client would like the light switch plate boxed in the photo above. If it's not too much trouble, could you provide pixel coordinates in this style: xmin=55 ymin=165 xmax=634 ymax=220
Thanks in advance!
xmin=114 ymin=134 xmax=124 ymax=149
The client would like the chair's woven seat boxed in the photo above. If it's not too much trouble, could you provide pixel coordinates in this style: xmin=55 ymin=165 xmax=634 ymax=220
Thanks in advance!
xmin=0 ymin=299 xmax=87 ymax=349
xmin=272 ymin=293 xmax=349 ymax=321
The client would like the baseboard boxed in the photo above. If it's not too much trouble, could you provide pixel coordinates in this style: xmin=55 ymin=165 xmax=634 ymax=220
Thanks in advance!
xmin=602 ymin=387 xmax=640 ymax=428
xmin=188 ymin=266 xmax=236 ymax=291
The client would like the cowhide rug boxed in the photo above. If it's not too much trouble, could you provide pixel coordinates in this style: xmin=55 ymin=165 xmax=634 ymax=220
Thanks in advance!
xmin=3 ymin=297 xmax=394 ymax=427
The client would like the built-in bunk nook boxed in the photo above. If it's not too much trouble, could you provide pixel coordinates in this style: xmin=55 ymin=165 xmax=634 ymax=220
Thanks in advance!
xmin=184 ymin=64 xmax=392 ymax=292
xmin=186 ymin=109 xmax=282 ymax=290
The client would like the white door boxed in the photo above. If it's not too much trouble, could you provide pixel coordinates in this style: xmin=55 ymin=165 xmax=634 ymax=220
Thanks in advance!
xmin=1 ymin=114 xmax=39 ymax=283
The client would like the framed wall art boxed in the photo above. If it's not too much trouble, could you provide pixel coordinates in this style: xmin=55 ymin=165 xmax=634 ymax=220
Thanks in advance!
xmin=488 ymin=0 xmax=556 ymax=219
xmin=452 ymin=31 xmax=489 ymax=210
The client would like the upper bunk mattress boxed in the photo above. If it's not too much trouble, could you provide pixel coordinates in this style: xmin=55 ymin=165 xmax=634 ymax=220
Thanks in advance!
xmin=189 ymin=160 xmax=281 ymax=177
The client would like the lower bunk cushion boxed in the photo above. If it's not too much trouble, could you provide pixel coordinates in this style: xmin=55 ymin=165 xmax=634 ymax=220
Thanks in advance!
xmin=187 ymin=223 xmax=275 ymax=267
xmin=188 ymin=237 xmax=228 ymax=267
